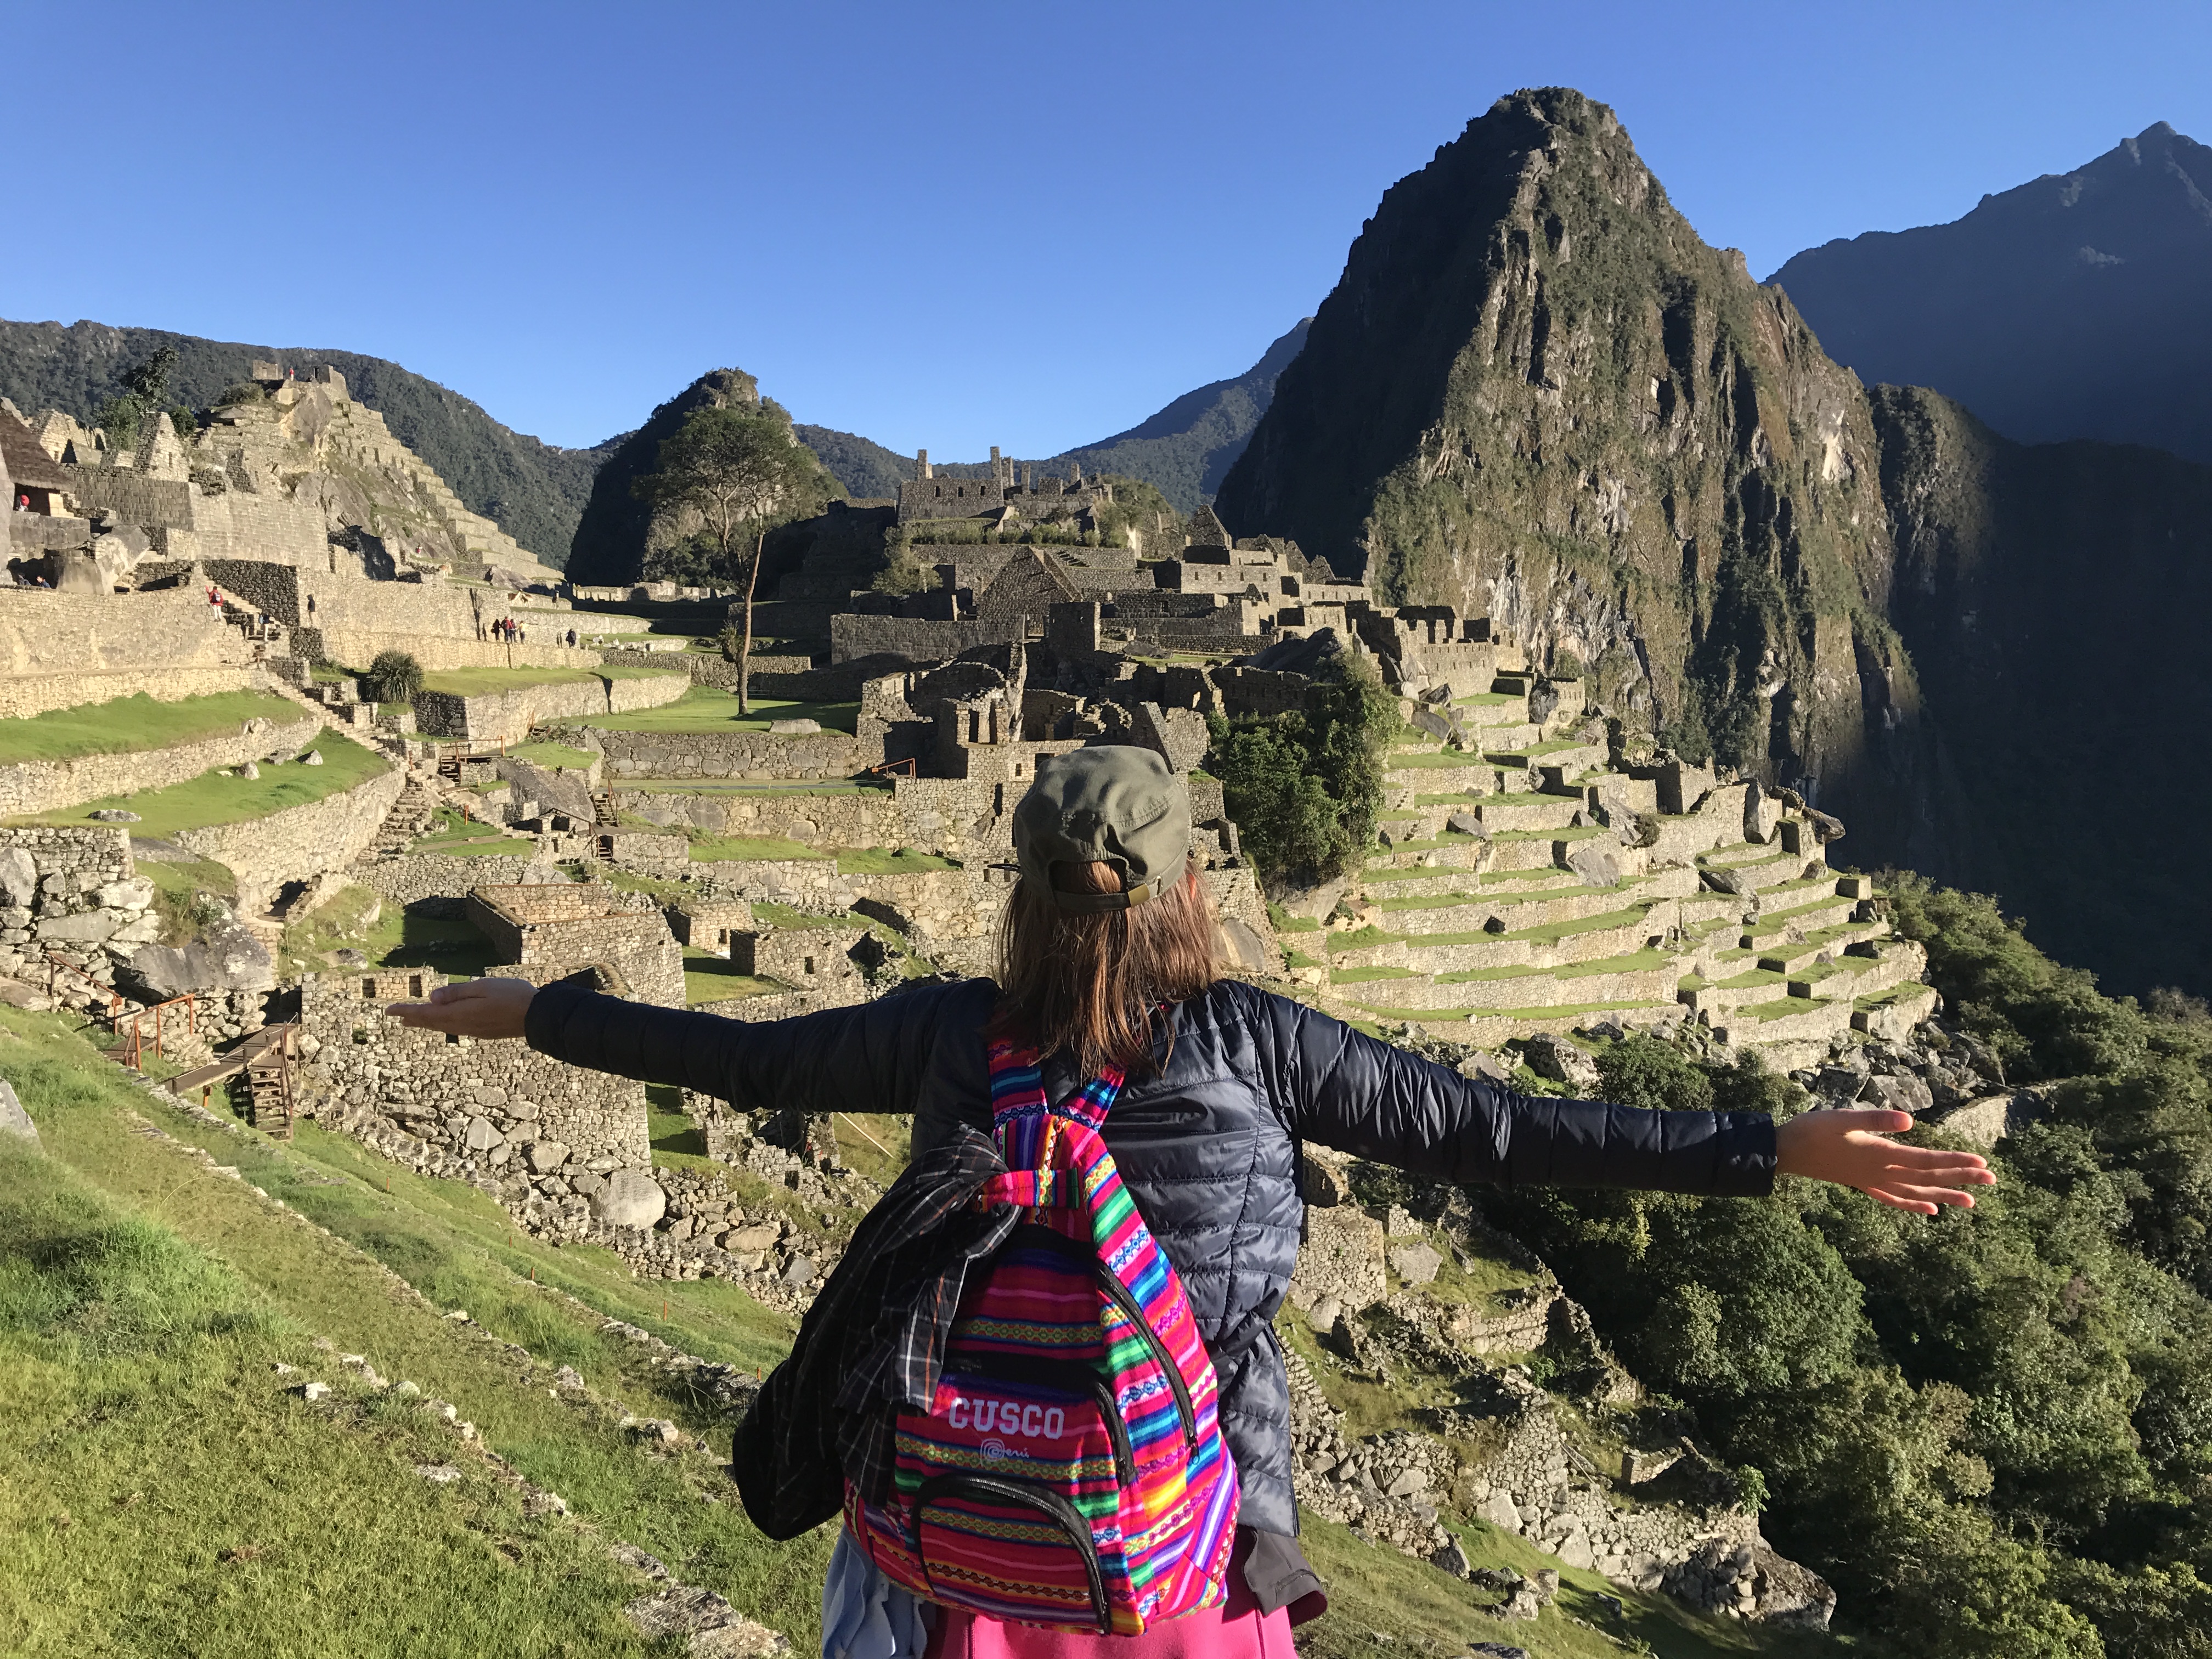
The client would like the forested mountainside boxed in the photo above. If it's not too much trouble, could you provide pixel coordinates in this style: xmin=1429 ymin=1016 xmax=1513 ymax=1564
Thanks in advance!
xmin=1216 ymin=86 xmax=2212 ymax=1000
xmin=1868 ymin=386 xmax=2212 ymax=996
xmin=1772 ymin=122 xmax=2212 ymax=466
xmin=795 ymin=320 xmax=1311 ymax=512
xmin=0 ymin=318 xmax=604 ymax=565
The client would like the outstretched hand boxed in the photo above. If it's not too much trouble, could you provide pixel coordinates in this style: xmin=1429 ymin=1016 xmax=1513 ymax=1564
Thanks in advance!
xmin=1775 ymin=1108 xmax=1995 ymax=1215
xmin=386 ymin=977 xmax=538 ymax=1041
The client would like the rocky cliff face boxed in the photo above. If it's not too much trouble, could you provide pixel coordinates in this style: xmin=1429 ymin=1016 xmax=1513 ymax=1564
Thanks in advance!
xmin=1220 ymin=89 xmax=1915 ymax=837
xmin=1216 ymin=87 xmax=2212 ymax=995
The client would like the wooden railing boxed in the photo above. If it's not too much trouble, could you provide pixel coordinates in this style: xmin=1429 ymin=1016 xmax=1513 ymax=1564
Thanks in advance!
xmin=112 ymin=994 xmax=196 ymax=1069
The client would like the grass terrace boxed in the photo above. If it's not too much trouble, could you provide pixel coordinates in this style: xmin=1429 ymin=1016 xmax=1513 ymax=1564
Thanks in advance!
xmin=687 ymin=835 xmax=830 ymax=863
xmin=504 ymin=740 xmax=600 ymax=772
xmin=679 ymin=948 xmax=787 ymax=1007
xmin=8 ymin=733 xmax=391 ymax=836
xmin=566 ymin=686 xmax=859 ymax=736
xmin=0 ymin=691 xmax=309 ymax=766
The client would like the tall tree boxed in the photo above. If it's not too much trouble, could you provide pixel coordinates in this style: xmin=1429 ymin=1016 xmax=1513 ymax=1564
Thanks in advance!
xmin=632 ymin=405 xmax=823 ymax=713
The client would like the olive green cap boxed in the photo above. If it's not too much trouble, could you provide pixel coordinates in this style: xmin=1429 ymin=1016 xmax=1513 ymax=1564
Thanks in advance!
xmin=1013 ymin=746 xmax=1191 ymax=912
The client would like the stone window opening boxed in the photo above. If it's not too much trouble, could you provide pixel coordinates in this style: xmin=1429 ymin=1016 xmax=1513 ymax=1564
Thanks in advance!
xmin=803 ymin=956 xmax=817 ymax=976
xmin=409 ymin=974 xmax=425 ymax=998
xmin=361 ymin=978 xmax=377 ymax=1000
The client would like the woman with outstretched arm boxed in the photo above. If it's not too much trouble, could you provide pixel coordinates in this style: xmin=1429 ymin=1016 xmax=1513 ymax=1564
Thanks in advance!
xmin=392 ymin=746 xmax=1990 ymax=1659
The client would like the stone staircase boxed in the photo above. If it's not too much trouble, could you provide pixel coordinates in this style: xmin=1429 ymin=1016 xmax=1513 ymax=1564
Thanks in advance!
xmin=366 ymin=770 xmax=444 ymax=859
xmin=1311 ymin=663 xmax=1935 ymax=1070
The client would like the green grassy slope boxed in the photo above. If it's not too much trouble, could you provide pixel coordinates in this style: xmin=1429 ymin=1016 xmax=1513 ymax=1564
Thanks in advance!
xmin=0 ymin=692 xmax=307 ymax=765
xmin=0 ymin=1004 xmax=1836 ymax=1659
xmin=9 ymin=731 xmax=390 ymax=834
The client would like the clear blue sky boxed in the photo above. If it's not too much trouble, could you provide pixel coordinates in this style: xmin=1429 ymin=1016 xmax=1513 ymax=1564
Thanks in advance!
xmin=10 ymin=1 xmax=2207 ymax=457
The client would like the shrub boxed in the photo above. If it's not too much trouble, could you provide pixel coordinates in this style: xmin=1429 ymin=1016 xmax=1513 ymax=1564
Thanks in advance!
xmin=1205 ymin=655 xmax=1394 ymax=888
xmin=364 ymin=651 xmax=423 ymax=704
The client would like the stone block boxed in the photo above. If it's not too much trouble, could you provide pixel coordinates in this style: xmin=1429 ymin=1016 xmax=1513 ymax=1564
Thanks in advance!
xmin=523 ymin=1139 xmax=571 ymax=1173
xmin=589 ymin=1169 xmax=666 ymax=1229
xmin=1389 ymin=1240 xmax=1444 ymax=1286
xmin=0 ymin=1079 xmax=37 ymax=1146
xmin=1286 ymin=1204 xmax=1386 ymax=1312
xmin=1859 ymin=1073 xmax=1933 ymax=1114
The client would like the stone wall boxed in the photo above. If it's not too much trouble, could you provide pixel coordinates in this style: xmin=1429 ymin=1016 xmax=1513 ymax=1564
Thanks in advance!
xmin=347 ymin=850 xmax=532 ymax=912
xmin=0 ymin=587 xmax=250 ymax=679
xmin=205 ymin=561 xmax=602 ymax=672
xmin=462 ymin=884 xmax=685 ymax=1009
xmin=590 ymin=726 xmax=875 ymax=781
xmin=297 ymin=965 xmax=650 ymax=1172
xmin=172 ymin=760 xmax=405 ymax=915
xmin=183 ymin=489 xmax=331 ymax=565
xmin=0 ymin=711 xmax=323 ymax=817
xmin=830 ymin=614 xmax=1024 ymax=665
xmin=60 ymin=465 xmax=196 ymax=530
xmin=413 ymin=671 xmax=688 ymax=744
xmin=0 ymin=663 xmax=263 ymax=723
xmin=616 ymin=652 xmax=818 ymax=691
xmin=0 ymin=825 xmax=151 ymax=996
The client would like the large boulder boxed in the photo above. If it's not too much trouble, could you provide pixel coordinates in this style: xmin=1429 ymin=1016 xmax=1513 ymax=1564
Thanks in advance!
xmin=0 ymin=849 xmax=36 ymax=909
xmin=122 ymin=922 xmax=275 ymax=1000
xmin=589 ymin=1169 xmax=667 ymax=1229
xmin=1522 ymin=1032 xmax=1601 ymax=1092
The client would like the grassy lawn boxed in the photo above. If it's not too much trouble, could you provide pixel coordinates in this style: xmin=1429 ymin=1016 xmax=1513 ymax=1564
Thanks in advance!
xmin=570 ymin=687 xmax=859 ymax=736
xmin=419 ymin=666 xmax=603 ymax=695
xmin=8 ymin=732 xmax=391 ymax=836
xmin=689 ymin=836 xmax=830 ymax=864
xmin=506 ymin=740 xmax=599 ymax=772
xmin=833 ymin=848 xmax=955 ymax=874
xmin=280 ymin=884 xmax=504 ymax=979
xmin=680 ymin=949 xmax=787 ymax=1007
xmin=0 ymin=691 xmax=308 ymax=766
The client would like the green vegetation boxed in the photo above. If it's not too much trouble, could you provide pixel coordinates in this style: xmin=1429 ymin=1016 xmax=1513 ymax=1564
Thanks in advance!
xmin=1477 ymin=884 xmax=2212 ymax=1659
xmin=363 ymin=650 xmax=424 ymax=706
xmin=832 ymin=848 xmax=954 ymax=875
xmin=0 ymin=1005 xmax=836 ymax=1654
xmin=0 ymin=691 xmax=304 ymax=766
xmin=279 ymin=882 xmax=504 ymax=979
xmin=90 ymin=345 xmax=196 ymax=455
xmin=632 ymin=402 xmax=840 ymax=591
xmin=681 ymin=949 xmax=786 ymax=1007
xmin=11 ymin=733 xmax=390 ymax=836
xmin=688 ymin=836 xmax=828 ymax=864
xmin=568 ymin=686 xmax=857 ymax=735
xmin=505 ymin=740 xmax=599 ymax=772
xmin=1206 ymin=655 xmax=1396 ymax=886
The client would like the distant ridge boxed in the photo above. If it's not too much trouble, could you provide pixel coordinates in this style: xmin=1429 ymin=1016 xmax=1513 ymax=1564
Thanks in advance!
xmin=796 ymin=319 xmax=1311 ymax=511
xmin=0 ymin=317 xmax=606 ymax=566
xmin=1770 ymin=121 xmax=2212 ymax=464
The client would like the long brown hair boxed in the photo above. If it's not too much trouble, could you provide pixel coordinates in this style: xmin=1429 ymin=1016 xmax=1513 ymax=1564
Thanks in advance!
xmin=991 ymin=859 xmax=1220 ymax=1076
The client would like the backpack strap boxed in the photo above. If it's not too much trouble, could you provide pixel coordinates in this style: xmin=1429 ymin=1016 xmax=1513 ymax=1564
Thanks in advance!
xmin=981 ymin=1020 xmax=1126 ymax=1210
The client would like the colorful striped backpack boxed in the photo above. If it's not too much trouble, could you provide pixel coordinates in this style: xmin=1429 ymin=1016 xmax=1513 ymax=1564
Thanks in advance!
xmin=844 ymin=1027 xmax=1240 ymax=1635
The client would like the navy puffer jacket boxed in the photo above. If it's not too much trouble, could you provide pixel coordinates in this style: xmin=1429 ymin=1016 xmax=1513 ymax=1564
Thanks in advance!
xmin=526 ymin=974 xmax=1778 ymax=1536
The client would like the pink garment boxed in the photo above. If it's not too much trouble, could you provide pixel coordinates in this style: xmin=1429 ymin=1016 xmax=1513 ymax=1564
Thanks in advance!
xmin=921 ymin=1568 xmax=1295 ymax=1659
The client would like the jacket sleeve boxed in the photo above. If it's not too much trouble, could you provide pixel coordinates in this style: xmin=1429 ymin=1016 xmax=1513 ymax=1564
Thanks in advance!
xmin=523 ymin=977 xmax=970 ymax=1116
xmin=1255 ymin=991 xmax=1775 ymax=1197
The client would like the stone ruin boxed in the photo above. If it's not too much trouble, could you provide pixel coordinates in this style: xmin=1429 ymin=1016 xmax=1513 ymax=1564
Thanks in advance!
xmin=0 ymin=383 xmax=2004 ymax=1634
